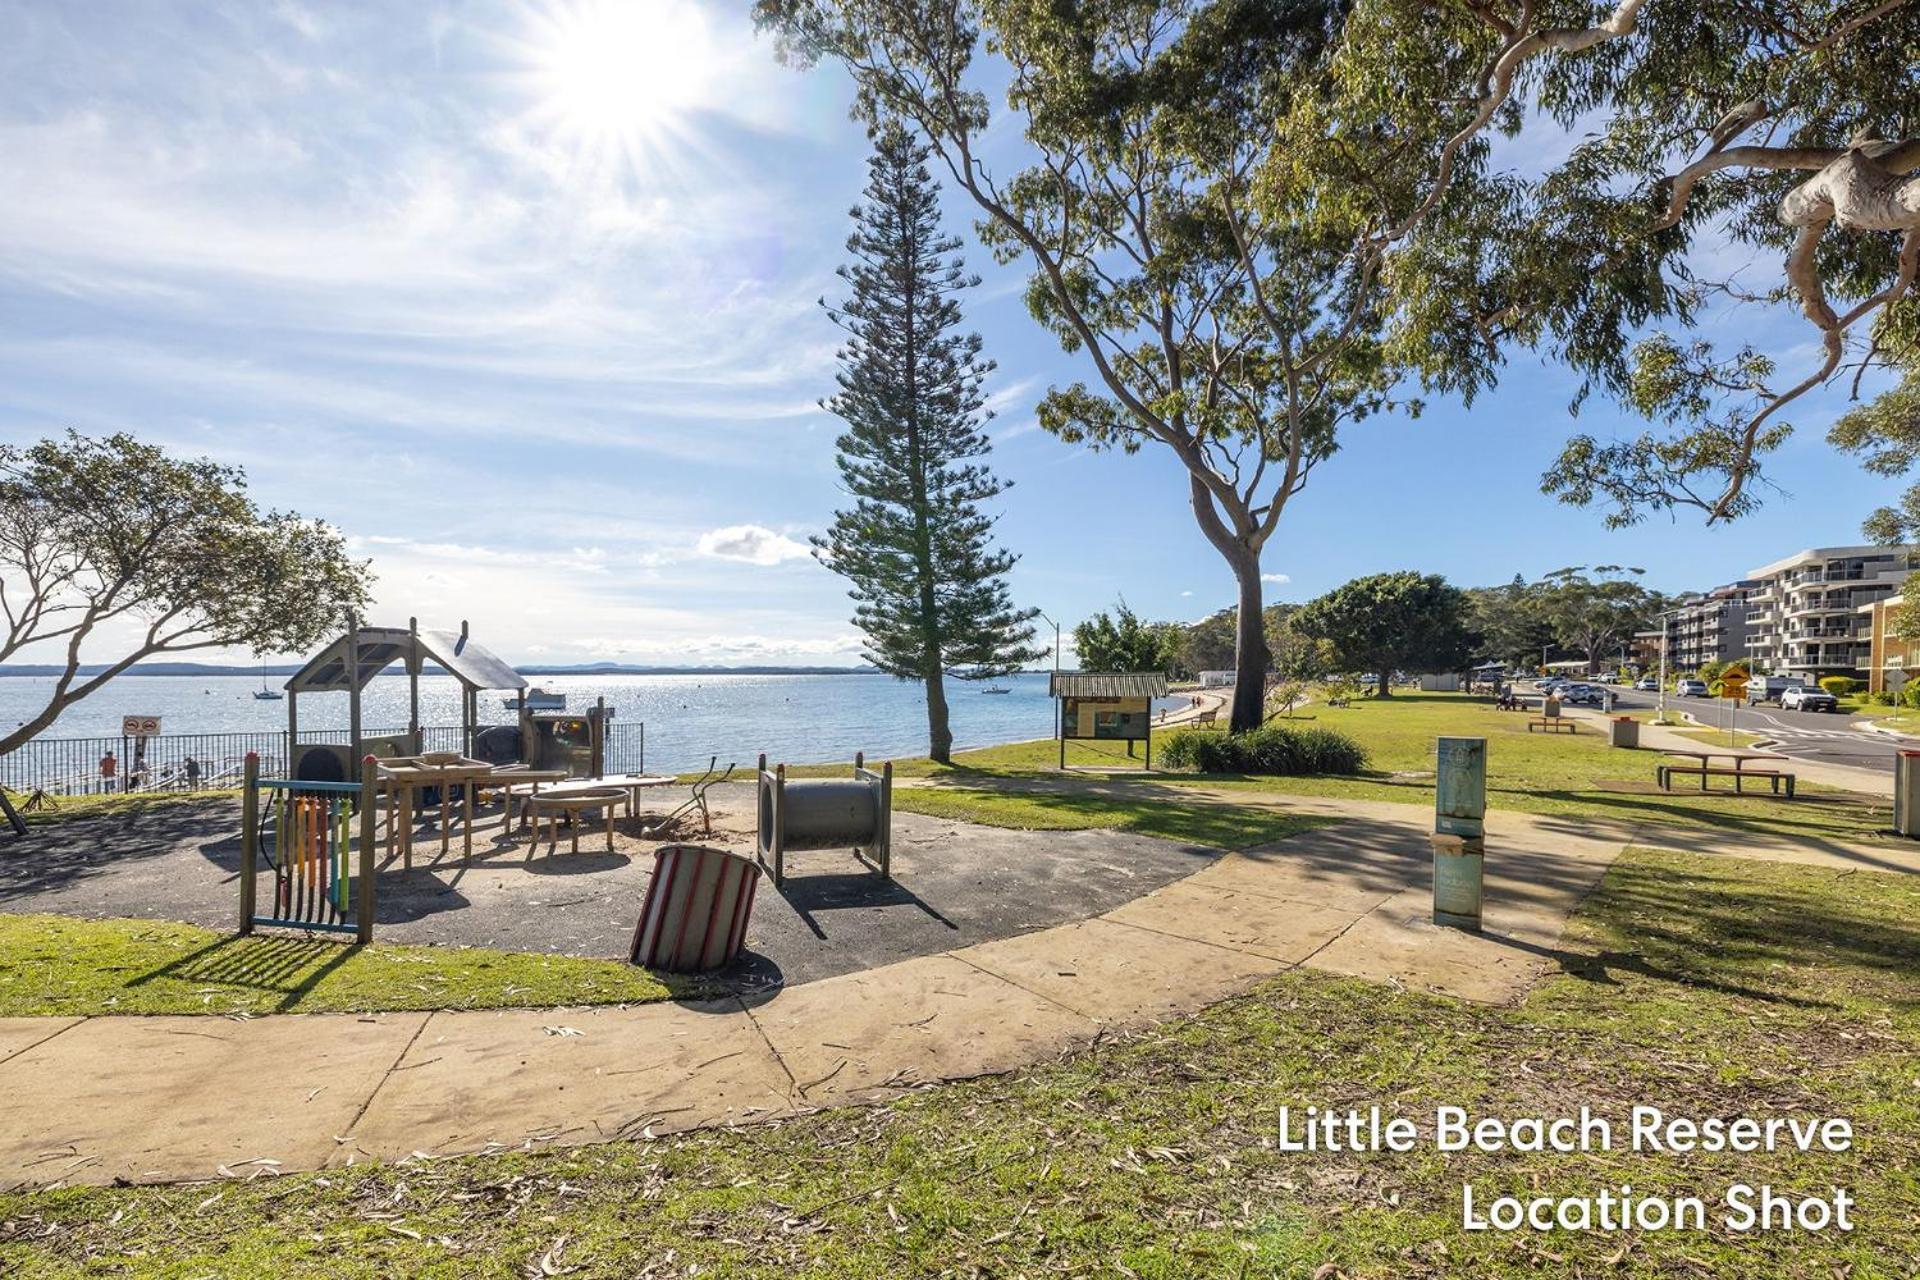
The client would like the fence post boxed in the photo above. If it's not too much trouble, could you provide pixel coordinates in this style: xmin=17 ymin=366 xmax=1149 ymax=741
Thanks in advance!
xmin=239 ymin=753 xmax=259 ymax=934
xmin=357 ymin=754 xmax=378 ymax=944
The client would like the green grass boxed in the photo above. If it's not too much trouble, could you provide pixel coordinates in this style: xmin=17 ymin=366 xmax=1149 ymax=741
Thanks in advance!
xmin=890 ymin=784 xmax=1332 ymax=847
xmin=823 ymin=694 xmax=1890 ymax=846
xmin=4 ymin=846 xmax=1915 ymax=1277
xmin=0 ymin=913 xmax=694 ymax=1017
xmin=4 ymin=788 xmax=241 ymax=827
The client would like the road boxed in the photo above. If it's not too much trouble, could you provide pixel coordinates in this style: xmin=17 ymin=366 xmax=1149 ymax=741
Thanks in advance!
xmin=1603 ymin=687 xmax=1919 ymax=774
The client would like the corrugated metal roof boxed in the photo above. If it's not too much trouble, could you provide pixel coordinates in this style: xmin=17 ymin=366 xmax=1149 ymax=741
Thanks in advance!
xmin=286 ymin=626 xmax=526 ymax=693
xmin=1049 ymin=671 xmax=1169 ymax=698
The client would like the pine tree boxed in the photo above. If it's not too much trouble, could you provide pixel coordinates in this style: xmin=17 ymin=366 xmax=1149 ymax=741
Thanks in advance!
xmin=814 ymin=121 xmax=1042 ymax=764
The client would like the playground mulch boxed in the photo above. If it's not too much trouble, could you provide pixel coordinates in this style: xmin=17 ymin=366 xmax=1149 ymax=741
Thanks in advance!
xmin=0 ymin=783 xmax=1220 ymax=988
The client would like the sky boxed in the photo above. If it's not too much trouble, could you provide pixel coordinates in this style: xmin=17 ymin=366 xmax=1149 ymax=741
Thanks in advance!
xmin=0 ymin=0 xmax=1902 ymax=669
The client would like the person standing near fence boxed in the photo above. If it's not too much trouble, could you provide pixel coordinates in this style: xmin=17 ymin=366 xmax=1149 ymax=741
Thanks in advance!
xmin=98 ymin=749 xmax=117 ymax=794
xmin=184 ymin=756 xmax=200 ymax=791
xmin=129 ymin=745 xmax=147 ymax=793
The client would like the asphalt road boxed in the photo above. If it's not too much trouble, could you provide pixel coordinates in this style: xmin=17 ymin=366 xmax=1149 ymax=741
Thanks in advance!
xmin=1603 ymin=687 xmax=1918 ymax=774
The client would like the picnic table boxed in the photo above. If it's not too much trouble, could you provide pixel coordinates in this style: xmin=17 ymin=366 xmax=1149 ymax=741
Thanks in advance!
xmin=1656 ymin=750 xmax=1797 ymax=798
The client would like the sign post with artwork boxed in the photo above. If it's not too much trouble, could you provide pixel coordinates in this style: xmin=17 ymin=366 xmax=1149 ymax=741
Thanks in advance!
xmin=1049 ymin=672 xmax=1169 ymax=770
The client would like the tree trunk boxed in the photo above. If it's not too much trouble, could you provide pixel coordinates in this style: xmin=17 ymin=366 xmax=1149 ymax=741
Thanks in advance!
xmin=1376 ymin=665 xmax=1394 ymax=698
xmin=1229 ymin=558 xmax=1267 ymax=733
xmin=925 ymin=666 xmax=953 ymax=764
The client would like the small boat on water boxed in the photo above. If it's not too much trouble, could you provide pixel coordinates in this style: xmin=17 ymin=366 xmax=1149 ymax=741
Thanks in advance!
xmin=503 ymin=687 xmax=567 ymax=711
xmin=254 ymin=669 xmax=284 ymax=701
xmin=981 ymin=685 xmax=1012 ymax=695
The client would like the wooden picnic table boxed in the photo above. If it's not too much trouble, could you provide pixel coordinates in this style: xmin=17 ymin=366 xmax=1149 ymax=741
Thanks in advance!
xmin=1657 ymin=749 xmax=1797 ymax=798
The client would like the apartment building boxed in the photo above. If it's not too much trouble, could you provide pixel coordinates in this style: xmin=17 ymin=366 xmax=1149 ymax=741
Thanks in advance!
xmin=1667 ymin=580 xmax=1760 ymax=670
xmin=1742 ymin=547 xmax=1918 ymax=677
xmin=1860 ymin=593 xmax=1920 ymax=692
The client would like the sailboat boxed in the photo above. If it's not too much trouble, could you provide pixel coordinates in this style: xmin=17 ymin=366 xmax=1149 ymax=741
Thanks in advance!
xmin=253 ymin=666 xmax=284 ymax=701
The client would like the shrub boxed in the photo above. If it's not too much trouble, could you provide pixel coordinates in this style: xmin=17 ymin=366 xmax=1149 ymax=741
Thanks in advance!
xmin=1867 ymin=690 xmax=1897 ymax=706
xmin=1903 ymin=682 xmax=1920 ymax=709
xmin=1158 ymin=724 xmax=1368 ymax=776
xmin=1818 ymin=675 xmax=1859 ymax=696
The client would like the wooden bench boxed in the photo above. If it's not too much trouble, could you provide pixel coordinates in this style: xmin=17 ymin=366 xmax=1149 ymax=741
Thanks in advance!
xmin=1657 ymin=751 xmax=1796 ymax=798
xmin=1527 ymin=718 xmax=1577 ymax=733
xmin=1193 ymin=708 xmax=1218 ymax=726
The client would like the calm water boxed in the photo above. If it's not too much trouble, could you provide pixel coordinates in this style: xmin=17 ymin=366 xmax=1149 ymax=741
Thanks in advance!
xmin=0 ymin=671 xmax=1097 ymax=774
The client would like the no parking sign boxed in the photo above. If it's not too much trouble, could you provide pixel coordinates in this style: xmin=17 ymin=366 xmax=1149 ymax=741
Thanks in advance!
xmin=121 ymin=715 xmax=161 ymax=738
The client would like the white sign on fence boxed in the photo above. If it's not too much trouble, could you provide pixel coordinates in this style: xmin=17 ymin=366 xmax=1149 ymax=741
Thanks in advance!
xmin=121 ymin=715 xmax=162 ymax=737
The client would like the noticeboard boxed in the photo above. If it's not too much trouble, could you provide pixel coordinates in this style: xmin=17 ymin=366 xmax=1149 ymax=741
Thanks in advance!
xmin=121 ymin=715 xmax=162 ymax=737
xmin=1061 ymin=696 xmax=1152 ymax=741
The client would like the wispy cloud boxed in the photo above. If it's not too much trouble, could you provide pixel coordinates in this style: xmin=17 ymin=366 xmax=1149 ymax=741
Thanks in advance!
xmin=697 ymin=524 xmax=812 ymax=566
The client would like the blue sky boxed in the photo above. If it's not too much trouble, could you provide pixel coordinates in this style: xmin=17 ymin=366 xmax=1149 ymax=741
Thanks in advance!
xmin=0 ymin=0 xmax=1901 ymax=667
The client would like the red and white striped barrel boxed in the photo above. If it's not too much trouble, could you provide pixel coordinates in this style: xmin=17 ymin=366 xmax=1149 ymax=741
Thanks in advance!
xmin=629 ymin=844 xmax=761 ymax=972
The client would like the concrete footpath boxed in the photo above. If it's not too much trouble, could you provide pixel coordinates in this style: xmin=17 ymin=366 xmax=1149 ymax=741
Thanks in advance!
xmin=0 ymin=801 xmax=1630 ymax=1189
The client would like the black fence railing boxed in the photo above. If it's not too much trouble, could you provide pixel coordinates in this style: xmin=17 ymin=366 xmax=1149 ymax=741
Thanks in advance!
xmin=1 ymin=722 xmax=644 ymax=797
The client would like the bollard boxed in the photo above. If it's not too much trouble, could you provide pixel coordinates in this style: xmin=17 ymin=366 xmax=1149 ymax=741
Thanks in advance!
xmin=1432 ymin=736 xmax=1486 ymax=930
xmin=1896 ymin=750 xmax=1920 ymax=838
xmin=239 ymin=753 xmax=259 ymax=934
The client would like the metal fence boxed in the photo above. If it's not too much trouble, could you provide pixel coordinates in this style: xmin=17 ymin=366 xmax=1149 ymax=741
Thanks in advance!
xmin=606 ymin=721 xmax=646 ymax=775
xmin=0 ymin=721 xmax=645 ymax=797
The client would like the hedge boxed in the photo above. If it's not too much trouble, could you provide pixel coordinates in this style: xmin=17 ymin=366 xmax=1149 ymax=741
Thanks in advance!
xmin=1158 ymin=724 xmax=1369 ymax=776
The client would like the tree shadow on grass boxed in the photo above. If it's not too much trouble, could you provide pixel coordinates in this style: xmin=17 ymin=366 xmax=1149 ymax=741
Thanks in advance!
xmin=1550 ymin=853 xmax=1920 ymax=1012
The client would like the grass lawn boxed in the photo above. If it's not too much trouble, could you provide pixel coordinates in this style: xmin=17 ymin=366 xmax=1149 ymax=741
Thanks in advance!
xmin=812 ymin=694 xmax=1890 ymax=846
xmin=889 ymin=784 xmax=1333 ymax=847
xmin=4 ymin=788 xmax=242 ymax=827
xmin=4 ymin=845 xmax=1914 ymax=1277
xmin=0 ymin=913 xmax=695 ymax=1017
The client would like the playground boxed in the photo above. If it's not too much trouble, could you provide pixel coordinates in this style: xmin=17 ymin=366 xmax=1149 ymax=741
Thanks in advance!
xmin=0 ymin=780 xmax=1221 ymax=988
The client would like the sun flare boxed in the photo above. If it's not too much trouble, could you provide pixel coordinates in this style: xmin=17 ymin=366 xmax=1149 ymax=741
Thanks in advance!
xmin=525 ymin=0 xmax=716 ymax=163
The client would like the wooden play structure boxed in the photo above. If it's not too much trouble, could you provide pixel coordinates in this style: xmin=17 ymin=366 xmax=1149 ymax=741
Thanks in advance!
xmin=755 ymin=752 xmax=892 ymax=886
xmin=281 ymin=616 xmax=526 ymax=778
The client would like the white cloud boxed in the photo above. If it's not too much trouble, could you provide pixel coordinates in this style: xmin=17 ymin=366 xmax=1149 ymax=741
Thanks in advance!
xmin=696 ymin=524 xmax=812 ymax=566
xmin=1261 ymin=573 xmax=1291 ymax=585
xmin=1179 ymin=590 xmax=1193 ymax=597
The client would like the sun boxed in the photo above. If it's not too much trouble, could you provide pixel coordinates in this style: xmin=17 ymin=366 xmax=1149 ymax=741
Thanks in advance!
xmin=522 ymin=0 xmax=717 ymax=169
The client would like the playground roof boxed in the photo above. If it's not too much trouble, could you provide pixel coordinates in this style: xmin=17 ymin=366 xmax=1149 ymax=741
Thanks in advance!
xmin=1048 ymin=672 xmax=1169 ymax=699
xmin=285 ymin=626 xmax=526 ymax=694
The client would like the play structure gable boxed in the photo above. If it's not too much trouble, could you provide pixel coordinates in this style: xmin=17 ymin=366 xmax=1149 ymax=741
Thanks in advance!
xmin=284 ymin=625 xmax=525 ymax=695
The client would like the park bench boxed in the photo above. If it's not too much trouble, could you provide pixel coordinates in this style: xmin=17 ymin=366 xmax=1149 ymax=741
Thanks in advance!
xmin=1193 ymin=708 xmax=1219 ymax=726
xmin=1657 ymin=751 xmax=1796 ymax=798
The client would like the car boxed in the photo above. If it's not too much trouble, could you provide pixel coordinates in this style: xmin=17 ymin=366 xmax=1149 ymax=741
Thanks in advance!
xmin=1560 ymin=682 xmax=1606 ymax=706
xmin=1634 ymin=677 xmax=1659 ymax=691
xmin=1780 ymin=686 xmax=1839 ymax=713
xmin=1676 ymin=678 xmax=1709 ymax=697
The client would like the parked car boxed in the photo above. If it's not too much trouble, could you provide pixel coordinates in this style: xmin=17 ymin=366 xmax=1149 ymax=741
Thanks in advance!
xmin=1561 ymin=683 xmax=1606 ymax=706
xmin=1634 ymin=677 xmax=1659 ymax=691
xmin=1780 ymin=686 xmax=1839 ymax=712
xmin=1747 ymin=675 xmax=1807 ymax=705
xmin=1676 ymin=678 xmax=1709 ymax=697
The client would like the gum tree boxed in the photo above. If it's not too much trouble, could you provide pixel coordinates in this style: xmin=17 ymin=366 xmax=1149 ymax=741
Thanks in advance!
xmin=757 ymin=0 xmax=1662 ymax=731
xmin=1347 ymin=0 xmax=1920 ymax=528
xmin=0 ymin=432 xmax=371 ymax=756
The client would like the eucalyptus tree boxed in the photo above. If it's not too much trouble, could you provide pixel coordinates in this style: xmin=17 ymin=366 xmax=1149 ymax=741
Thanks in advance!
xmin=0 ymin=432 xmax=370 ymax=756
xmin=1344 ymin=0 xmax=1920 ymax=529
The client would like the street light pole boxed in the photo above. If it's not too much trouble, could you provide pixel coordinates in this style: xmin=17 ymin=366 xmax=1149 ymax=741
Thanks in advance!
xmin=1657 ymin=611 xmax=1670 ymax=723
xmin=1037 ymin=611 xmax=1061 ymax=673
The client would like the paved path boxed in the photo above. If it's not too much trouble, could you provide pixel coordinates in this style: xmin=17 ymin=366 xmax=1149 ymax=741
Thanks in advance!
xmin=0 ymin=801 xmax=1625 ymax=1189
xmin=6 ymin=787 xmax=1911 ymax=1190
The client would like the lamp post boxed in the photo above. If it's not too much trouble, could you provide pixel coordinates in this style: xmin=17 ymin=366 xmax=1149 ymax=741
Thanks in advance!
xmin=1037 ymin=611 xmax=1062 ymax=674
xmin=1656 ymin=611 xmax=1669 ymax=722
